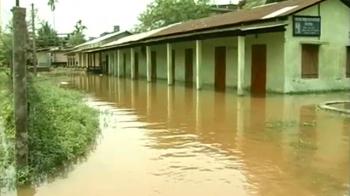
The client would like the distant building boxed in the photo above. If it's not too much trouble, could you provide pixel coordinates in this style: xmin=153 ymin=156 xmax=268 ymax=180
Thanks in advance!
xmin=37 ymin=47 xmax=70 ymax=67
xmin=210 ymin=3 xmax=238 ymax=14
xmin=65 ymin=30 xmax=131 ymax=72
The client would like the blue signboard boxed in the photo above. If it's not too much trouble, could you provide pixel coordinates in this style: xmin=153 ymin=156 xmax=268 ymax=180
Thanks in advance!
xmin=293 ymin=16 xmax=321 ymax=37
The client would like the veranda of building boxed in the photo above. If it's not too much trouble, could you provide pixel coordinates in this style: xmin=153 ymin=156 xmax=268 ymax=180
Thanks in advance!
xmin=77 ymin=0 xmax=350 ymax=95
xmin=66 ymin=30 xmax=131 ymax=71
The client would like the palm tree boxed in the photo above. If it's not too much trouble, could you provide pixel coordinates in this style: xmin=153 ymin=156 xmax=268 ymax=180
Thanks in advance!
xmin=48 ymin=0 xmax=58 ymax=28
xmin=48 ymin=0 xmax=57 ymax=11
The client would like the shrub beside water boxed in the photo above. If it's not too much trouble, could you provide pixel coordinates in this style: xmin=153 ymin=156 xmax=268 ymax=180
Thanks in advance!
xmin=0 ymin=71 xmax=99 ymax=184
xmin=0 ymin=71 xmax=15 ymax=187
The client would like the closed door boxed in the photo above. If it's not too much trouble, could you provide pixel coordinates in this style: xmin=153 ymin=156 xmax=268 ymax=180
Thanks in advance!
xmin=105 ymin=54 xmax=109 ymax=74
xmin=251 ymin=44 xmax=267 ymax=96
xmin=151 ymin=51 xmax=157 ymax=81
xmin=215 ymin=46 xmax=226 ymax=92
xmin=185 ymin=48 xmax=193 ymax=85
xmin=123 ymin=53 xmax=126 ymax=77
xmin=135 ymin=52 xmax=139 ymax=79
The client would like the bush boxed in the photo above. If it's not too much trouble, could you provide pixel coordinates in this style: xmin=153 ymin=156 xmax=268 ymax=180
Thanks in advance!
xmin=28 ymin=77 xmax=99 ymax=179
xmin=0 ymin=71 xmax=99 ymax=184
xmin=0 ymin=71 xmax=15 ymax=187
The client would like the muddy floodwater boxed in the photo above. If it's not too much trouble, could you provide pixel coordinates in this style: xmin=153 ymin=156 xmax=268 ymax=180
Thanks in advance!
xmin=5 ymin=74 xmax=350 ymax=196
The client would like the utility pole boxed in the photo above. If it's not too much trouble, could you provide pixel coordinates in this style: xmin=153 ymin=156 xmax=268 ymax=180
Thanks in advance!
xmin=31 ymin=3 xmax=37 ymax=76
xmin=12 ymin=4 xmax=28 ymax=170
xmin=0 ymin=0 xmax=2 ymax=34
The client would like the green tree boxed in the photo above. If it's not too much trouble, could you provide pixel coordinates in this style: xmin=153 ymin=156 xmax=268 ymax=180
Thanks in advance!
xmin=0 ymin=31 xmax=13 ymax=67
xmin=135 ymin=0 xmax=211 ymax=32
xmin=36 ymin=21 xmax=59 ymax=48
xmin=67 ymin=20 xmax=87 ymax=47
xmin=48 ymin=0 xmax=58 ymax=11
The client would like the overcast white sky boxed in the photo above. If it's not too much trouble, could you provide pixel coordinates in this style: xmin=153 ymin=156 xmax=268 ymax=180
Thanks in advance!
xmin=1 ymin=0 xmax=238 ymax=37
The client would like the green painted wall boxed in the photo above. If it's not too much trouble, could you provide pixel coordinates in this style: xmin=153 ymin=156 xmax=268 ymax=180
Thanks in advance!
xmin=246 ymin=32 xmax=285 ymax=92
xmin=119 ymin=48 xmax=131 ymax=77
xmin=201 ymin=37 xmax=238 ymax=88
xmin=102 ymin=0 xmax=349 ymax=94
xmin=167 ymin=33 xmax=284 ymax=92
xmin=169 ymin=41 xmax=196 ymax=83
xmin=284 ymin=0 xmax=350 ymax=93
xmin=151 ymin=44 xmax=168 ymax=80
xmin=133 ymin=47 xmax=147 ymax=79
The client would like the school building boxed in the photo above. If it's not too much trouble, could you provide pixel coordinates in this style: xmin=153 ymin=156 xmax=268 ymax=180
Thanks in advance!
xmin=75 ymin=0 xmax=350 ymax=95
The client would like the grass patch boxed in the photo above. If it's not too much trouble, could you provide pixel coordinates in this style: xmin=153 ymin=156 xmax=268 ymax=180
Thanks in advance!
xmin=0 ymin=70 xmax=15 ymax=188
xmin=0 ymin=70 xmax=99 ymax=185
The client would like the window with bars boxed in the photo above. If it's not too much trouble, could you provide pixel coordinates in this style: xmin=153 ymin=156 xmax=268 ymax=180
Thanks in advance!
xmin=301 ymin=44 xmax=319 ymax=79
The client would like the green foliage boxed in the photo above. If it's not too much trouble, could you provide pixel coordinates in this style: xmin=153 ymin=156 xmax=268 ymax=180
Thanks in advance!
xmin=0 ymin=70 xmax=99 ymax=184
xmin=0 ymin=71 xmax=15 ymax=188
xmin=27 ymin=77 xmax=99 ymax=179
xmin=67 ymin=20 xmax=87 ymax=47
xmin=36 ymin=21 xmax=60 ymax=48
xmin=48 ymin=0 xmax=58 ymax=11
xmin=0 ymin=32 xmax=13 ymax=67
xmin=135 ymin=0 xmax=211 ymax=32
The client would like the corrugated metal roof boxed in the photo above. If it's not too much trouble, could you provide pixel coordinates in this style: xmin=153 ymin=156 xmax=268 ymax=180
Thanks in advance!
xmin=142 ymin=22 xmax=287 ymax=43
xmin=72 ymin=31 xmax=131 ymax=51
xmin=101 ymin=23 xmax=179 ymax=49
xmin=151 ymin=0 xmax=323 ymax=38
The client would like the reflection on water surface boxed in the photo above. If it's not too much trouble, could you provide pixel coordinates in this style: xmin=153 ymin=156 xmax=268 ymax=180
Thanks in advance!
xmin=5 ymin=74 xmax=350 ymax=196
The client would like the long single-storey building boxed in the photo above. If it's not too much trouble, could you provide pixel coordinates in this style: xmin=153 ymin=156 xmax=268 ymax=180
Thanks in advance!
xmin=66 ymin=30 xmax=131 ymax=72
xmin=79 ymin=0 xmax=350 ymax=95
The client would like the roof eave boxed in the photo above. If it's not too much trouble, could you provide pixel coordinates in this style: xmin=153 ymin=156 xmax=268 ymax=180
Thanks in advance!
xmin=144 ymin=17 xmax=289 ymax=42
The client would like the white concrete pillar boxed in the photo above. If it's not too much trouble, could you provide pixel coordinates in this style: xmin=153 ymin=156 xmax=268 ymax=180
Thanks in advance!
xmin=146 ymin=46 xmax=151 ymax=82
xmin=167 ymin=43 xmax=173 ymax=85
xmin=117 ymin=50 xmax=121 ymax=77
xmin=196 ymin=40 xmax=202 ymax=90
xmin=130 ymin=48 xmax=135 ymax=79
xmin=237 ymin=36 xmax=245 ymax=96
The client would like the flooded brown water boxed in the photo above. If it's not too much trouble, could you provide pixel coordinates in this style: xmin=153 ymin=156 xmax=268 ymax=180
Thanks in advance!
xmin=6 ymin=74 xmax=350 ymax=196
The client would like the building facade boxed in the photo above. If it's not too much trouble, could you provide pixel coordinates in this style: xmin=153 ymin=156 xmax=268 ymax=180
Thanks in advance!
xmin=66 ymin=31 xmax=131 ymax=71
xmin=83 ymin=0 xmax=350 ymax=95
